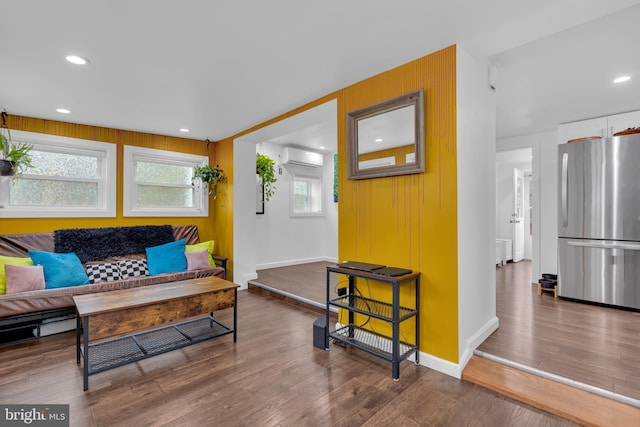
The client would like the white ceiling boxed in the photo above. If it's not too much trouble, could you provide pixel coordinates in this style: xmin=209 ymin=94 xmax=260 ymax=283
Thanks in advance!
xmin=493 ymin=4 xmax=640 ymax=139
xmin=2 ymin=1 xmax=640 ymax=149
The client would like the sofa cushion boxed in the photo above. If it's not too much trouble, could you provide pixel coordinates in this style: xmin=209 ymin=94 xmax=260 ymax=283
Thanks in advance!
xmin=86 ymin=262 xmax=122 ymax=284
xmin=5 ymin=265 xmax=45 ymax=294
xmin=186 ymin=240 xmax=215 ymax=267
xmin=0 ymin=255 xmax=34 ymax=295
xmin=185 ymin=249 xmax=211 ymax=271
xmin=146 ymin=239 xmax=187 ymax=275
xmin=27 ymin=250 xmax=90 ymax=289
xmin=118 ymin=259 xmax=149 ymax=279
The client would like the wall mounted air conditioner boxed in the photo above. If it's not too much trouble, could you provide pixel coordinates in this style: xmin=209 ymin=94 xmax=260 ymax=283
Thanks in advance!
xmin=282 ymin=147 xmax=323 ymax=168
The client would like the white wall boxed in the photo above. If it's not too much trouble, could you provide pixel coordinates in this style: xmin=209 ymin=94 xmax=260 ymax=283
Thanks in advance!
xmin=456 ymin=46 xmax=498 ymax=370
xmin=232 ymin=138 xmax=259 ymax=288
xmin=497 ymin=130 xmax=558 ymax=279
xmin=255 ymin=142 xmax=338 ymax=269
xmin=523 ymin=173 xmax=532 ymax=259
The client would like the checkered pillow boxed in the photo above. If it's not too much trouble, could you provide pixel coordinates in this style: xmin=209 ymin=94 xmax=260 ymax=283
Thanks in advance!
xmin=118 ymin=259 xmax=149 ymax=279
xmin=85 ymin=263 xmax=122 ymax=284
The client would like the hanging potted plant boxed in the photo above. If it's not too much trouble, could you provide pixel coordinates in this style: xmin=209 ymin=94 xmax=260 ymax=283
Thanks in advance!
xmin=1 ymin=111 xmax=33 ymax=176
xmin=193 ymin=164 xmax=225 ymax=199
xmin=256 ymin=152 xmax=277 ymax=201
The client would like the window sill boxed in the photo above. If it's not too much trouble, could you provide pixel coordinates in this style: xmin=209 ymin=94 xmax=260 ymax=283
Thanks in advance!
xmin=290 ymin=211 xmax=325 ymax=218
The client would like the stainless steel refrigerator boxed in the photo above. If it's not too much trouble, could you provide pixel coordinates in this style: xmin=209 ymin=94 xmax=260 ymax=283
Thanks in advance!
xmin=558 ymin=134 xmax=640 ymax=310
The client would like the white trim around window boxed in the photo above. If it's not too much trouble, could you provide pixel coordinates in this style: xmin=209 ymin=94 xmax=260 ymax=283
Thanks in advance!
xmin=123 ymin=145 xmax=209 ymax=217
xmin=290 ymin=173 xmax=324 ymax=217
xmin=0 ymin=130 xmax=116 ymax=218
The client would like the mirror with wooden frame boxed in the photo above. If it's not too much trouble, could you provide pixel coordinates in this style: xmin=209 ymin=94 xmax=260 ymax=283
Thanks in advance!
xmin=347 ymin=89 xmax=424 ymax=180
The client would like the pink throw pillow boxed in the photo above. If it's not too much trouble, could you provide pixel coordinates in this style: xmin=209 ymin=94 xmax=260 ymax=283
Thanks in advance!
xmin=185 ymin=249 xmax=211 ymax=271
xmin=5 ymin=264 xmax=46 ymax=294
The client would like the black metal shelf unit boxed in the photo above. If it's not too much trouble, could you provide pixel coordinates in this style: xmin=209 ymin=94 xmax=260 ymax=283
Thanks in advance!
xmin=325 ymin=265 xmax=420 ymax=381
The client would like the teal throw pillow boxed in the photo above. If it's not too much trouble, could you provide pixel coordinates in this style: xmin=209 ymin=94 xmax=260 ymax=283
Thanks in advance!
xmin=146 ymin=239 xmax=187 ymax=275
xmin=28 ymin=250 xmax=90 ymax=289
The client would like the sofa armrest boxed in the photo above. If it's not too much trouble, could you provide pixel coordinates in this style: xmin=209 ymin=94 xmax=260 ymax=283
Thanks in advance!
xmin=212 ymin=255 xmax=228 ymax=272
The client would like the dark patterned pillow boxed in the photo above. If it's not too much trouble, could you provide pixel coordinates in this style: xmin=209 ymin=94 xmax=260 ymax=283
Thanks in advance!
xmin=85 ymin=263 xmax=122 ymax=284
xmin=118 ymin=259 xmax=149 ymax=279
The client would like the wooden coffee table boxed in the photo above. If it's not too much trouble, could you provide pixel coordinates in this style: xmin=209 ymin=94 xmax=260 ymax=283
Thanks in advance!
xmin=74 ymin=276 xmax=238 ymax=390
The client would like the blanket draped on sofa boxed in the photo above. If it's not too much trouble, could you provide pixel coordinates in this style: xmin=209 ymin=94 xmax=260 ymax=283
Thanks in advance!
xmin=54 ymin=225 xmax=175 ymax=263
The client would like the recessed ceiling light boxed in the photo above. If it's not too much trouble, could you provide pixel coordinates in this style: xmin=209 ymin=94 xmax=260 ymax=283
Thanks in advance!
xmin=179 ymin=128 xmax=190 ymax=133
xmin=65 ymin=55 xmax=90 ymax=65
xmin=375 ymin=138 xmax=383 ymax=142
xmin=613 ymin=75 xmax=631 ymax=83
xmin=319 ymin=146 xmax=325 ymax=149
xmin=56 ymin=108 xmax=71 ymax=114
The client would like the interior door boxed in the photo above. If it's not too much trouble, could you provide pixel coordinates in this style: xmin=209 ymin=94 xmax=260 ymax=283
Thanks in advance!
xmin=511 ymin=168 xmax=525 ymax=262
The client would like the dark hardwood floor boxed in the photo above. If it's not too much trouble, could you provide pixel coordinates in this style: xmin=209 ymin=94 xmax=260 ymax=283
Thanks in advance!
xmin=253 ymin=259 xmax=640 ymax=423
xmin=255 ymin=260 xmax=640 ymax=403
xmin=253 ymin=262 xmax=339 ymax=309
xmin=479 ymin=260 xmax=640 ymax=403
xmin=0 ymin=291 xmax=579 ymax=426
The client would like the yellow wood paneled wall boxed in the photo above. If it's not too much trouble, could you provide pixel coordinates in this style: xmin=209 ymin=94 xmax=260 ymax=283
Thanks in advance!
xmin=211 ymin=134 xmax=233 ymax=277
xmin=339 ymin=46 xmax=458 ymax=362
xmin=214 ymin=45 xmax=458 ymax=362
xmin=2 ymin=115 xmax=218 ymax=244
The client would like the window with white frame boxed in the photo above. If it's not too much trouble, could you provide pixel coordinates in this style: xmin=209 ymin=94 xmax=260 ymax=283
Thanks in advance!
xmin=291 ymin=174 xmax=323 ymax=216
xmin=123 ymin=145 xmax=208 ymax=217
xmin=0 ymin=130 xmax=116 ymax=218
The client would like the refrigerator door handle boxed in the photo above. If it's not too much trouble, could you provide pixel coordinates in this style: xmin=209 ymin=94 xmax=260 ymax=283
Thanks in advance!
xmin=561 ymin=152 xmax=569 ymax=227
xmin=568 ymin=241 xmax=640 ymax=251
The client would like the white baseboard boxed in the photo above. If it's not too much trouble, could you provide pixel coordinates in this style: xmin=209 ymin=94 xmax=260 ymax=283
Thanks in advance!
xmin=416 ymin=351 xmax=464 ymax=379
xmin=256 ymin=256 xmax=338 ymax=270
xmin=459 ymin=316 xmax=499 ymax=372
xmin=237 ymin=273 xmax=258 ymax=289
xmin=422 ymin=316 xmax=500 ymax=378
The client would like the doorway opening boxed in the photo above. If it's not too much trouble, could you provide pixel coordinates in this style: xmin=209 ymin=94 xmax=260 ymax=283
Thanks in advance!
xmin=496 ymin=148 xmax=534 ymax=275
xmin=232 ymin=99 xmax=338 ymax=299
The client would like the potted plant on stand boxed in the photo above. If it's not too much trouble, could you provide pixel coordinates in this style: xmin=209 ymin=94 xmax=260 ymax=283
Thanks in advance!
xmin=193 ymin=164 xmax=225 ymax=199
xmin=1 ymin=111 xmax=33 ymax=176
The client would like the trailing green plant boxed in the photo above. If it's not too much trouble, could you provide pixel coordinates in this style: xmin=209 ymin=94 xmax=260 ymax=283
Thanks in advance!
xmin=1 ymin=111 xmax=34 ymax=176
xmin=193 ymin=164 xmax=225 ymax=199
xmin=256 ymin=152 xmax=277 ymax=201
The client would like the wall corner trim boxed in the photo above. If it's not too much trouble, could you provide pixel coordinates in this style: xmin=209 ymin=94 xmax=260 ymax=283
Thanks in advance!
xmin=459 ymin=316 xmax=500 ymax=371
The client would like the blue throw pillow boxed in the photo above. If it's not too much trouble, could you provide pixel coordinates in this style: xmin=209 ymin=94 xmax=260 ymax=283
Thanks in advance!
xmin=28 ymin=250 xmax=90 ymax=289
xmin=145 ymin=239 xmax=187 ymax=275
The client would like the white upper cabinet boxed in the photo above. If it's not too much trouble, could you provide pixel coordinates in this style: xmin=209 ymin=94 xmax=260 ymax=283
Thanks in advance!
xmin=558 ymin=117 xmax=607 ymax=143
xmin=558 ymin=110 xmax=640 ymax=144
xmin=607 ymin=110 xmax=640 ymax=136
